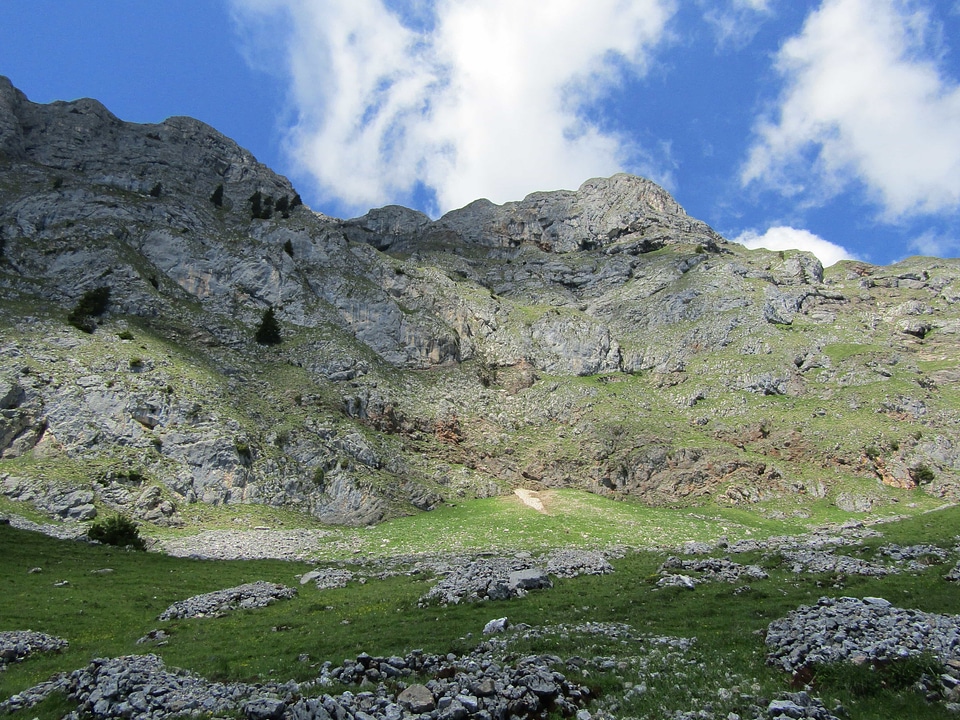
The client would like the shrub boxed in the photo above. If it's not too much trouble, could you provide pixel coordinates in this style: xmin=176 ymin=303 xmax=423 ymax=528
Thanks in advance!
xmin=276 ymin=195 xmax=290 ymax=218
xmin=117 ymin=330 xmax=134 ymax=341
xmin=87 ymin=514 xmax=146 ymax=550
xmin=912 ymin=464 xmax=935 ymax=484
xmin=149 ymin=182 xmax=162 ymax=198
xmin=249 ymin=190 xmax=274 ymax=219
xmin=283 ymin=238 xmax=294 ymax=257
xmin=210 ymin=184 xmax=224 ymax=207
xmin=255 ymin=306 xmax=282 ymax=345
xmin=67 ymin=286 xmax=111 ymax=333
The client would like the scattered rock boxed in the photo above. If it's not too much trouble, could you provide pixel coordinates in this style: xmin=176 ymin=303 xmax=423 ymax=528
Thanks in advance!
xmin=0 ymin=630 xmax=68 ymax=667
xmin=158 ymin=581 xmax=296 ymax=620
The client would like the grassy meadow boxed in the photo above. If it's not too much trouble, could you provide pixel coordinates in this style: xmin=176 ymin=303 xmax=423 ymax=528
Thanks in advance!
xmin=2 ymin=494 xmax=960 ymax=719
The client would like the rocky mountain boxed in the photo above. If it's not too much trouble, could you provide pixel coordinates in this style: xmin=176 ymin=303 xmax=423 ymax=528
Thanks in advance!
xmin=1 ymin=76 xmax=958 ymax=527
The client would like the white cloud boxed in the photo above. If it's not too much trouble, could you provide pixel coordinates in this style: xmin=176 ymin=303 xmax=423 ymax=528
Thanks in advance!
xmin=703 ymin=0 xmax=773 ymax=49
xmin=230 ymin=0 xmax=676 ymax=216
xmin=734 ymin=226 xmax=858 ymax=266
xmin=909 ymin=230 xmax=960 ymax=257
xmin=742 ymin=0 xmax=960 ymax=219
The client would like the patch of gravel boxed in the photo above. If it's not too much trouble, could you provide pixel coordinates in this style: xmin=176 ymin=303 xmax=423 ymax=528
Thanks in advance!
xmin=1 ymin=514 xmax=88 ymax=541
xmin=157 ymin=581 xmax=297 ymax=621
xmin=0 ymin=631 xmax=68 ymax=668
xmin=157 ymin=529 xmax=331 ymax=561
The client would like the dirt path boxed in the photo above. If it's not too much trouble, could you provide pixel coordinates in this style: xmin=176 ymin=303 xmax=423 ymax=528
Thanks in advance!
xmin=514 ymin=488 xmax=547 ymax=513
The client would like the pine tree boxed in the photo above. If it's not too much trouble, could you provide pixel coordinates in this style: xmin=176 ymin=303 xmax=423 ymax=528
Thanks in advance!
xmin=255 ymin=307 xmax=282 ymax=345
xmin=249 ymin=190 xmax=262 ymax=219
xmin=210 ymin=184 xmax=224 ymax=207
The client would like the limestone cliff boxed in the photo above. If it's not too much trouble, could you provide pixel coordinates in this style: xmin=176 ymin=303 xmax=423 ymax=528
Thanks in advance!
xmin=1 ymin=76 xmax=958 ymax=527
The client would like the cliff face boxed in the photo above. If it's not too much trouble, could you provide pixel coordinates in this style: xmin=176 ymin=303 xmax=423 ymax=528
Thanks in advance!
xmin=1 ymin=76 xmax=958 ymax=527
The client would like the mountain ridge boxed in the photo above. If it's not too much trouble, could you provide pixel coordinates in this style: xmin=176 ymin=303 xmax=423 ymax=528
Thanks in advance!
xmin=0 ymin=76 xmax=958 ymax=529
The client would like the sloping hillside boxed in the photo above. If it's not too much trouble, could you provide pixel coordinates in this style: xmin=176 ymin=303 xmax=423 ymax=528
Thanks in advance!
xmin=1 ymin=75 xmax=958 ymax=529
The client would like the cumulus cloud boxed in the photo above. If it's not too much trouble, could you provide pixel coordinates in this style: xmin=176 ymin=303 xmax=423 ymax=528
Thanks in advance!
xmin=734 ymin=226 xmax=858 ymax=266
xmin=742 ymin=0 xmax=960 ymax=219
xmin=230 ymin=0 xmax=676 ymax=216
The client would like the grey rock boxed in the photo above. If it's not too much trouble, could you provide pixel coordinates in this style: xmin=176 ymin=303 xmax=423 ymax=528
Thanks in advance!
xmin=244 ymin=697 xmax=287 ymax=720
xmin=657 ymin=574 xmax=697 ymax=590
xmin=397 ymin=684 xmax=435 ymax=713
xmin=508 ymin=568 xmax=553 ymax=592
xmin=483 ymin=617 xmax=510 ymax=635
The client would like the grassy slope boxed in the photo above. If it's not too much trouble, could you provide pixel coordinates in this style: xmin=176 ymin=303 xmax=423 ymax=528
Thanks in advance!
xmin=2 ymin=499 xmax=960 ymax=720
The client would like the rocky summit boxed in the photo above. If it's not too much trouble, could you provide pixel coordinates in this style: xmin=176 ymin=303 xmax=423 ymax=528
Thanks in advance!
xmin=0 ymin=75 xmax=958 ymax=527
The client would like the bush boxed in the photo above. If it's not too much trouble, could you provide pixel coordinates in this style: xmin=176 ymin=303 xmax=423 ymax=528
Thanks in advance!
xmin=67 ymin=286 xmax=111 ymax=333
xmin=249 ymin=190 xmax=274 ymax=219
xmin=255 ymin=306 xmax=282 ymax=345
xmin=210 ymin=184 xmax=224 ymax=207
xmin=87 ymin=514 xmax=146 ymax=550
xmin=149 ymin=182 xmax=162 ymax=198
xmin=912 ymin=464 xmax=935 ymax=484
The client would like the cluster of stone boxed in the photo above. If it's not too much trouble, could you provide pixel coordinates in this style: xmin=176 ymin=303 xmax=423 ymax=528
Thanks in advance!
xmin=658 ymin=556 xmax=768 ymax=588
xmin=766 ymin=596 xmax=960 ymax=674
xmin=157 ymin=581 xmax=296 ymax=620
xmin=0 ymin=653 xmax=275 ymax=718
xmin=863 ymin=543 xmax=955 ymax=574
xmin=0 ymin=643 xmax=593 ymax=720
xmin=418 ymin=558 xmax=553 ymax=606
xmin=544 ymin=550 xmax=613 ymax=578
xmin=300 ymin=568 xmax=355 ymax=590
xmin=0 ymin=630 xmax=68 ymax=667
xmin=946 ymin=560 xmax=960 ymax=582
xmin=306 ymin=647 xmax=593 ymax=720
xmin=764 ymin=692 xmax=844 ymax=720
xmin=778 ymin=549 xmax=892 ymax=577
xmin=1 ymin=512 xmax=88 ymax=541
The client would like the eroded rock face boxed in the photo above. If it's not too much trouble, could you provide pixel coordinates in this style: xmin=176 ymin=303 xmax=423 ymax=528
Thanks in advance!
xmin=427 ymin=173 xmax=722 ymax=253
xmin=1 ymin=76 xmax=959 ymax=525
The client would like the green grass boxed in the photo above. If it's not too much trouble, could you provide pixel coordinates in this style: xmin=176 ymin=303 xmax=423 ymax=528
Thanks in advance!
xmin=3 ymin=505 xmax=960 ymax=719
xmin=301 ymin=490 xmax=826 ymax=561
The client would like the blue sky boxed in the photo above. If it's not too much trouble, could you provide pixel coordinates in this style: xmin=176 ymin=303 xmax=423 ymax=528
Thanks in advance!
xmin=2 ymin=1 xmax=959 ymax=267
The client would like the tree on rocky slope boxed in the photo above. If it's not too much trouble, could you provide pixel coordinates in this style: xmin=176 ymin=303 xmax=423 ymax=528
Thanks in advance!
xmin=67 ymin=286 xmax=111 ymax=333
xmin=255 ymin=307 xmax=282 ymax=345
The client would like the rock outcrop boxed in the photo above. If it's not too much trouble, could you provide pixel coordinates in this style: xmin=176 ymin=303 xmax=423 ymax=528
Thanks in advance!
xmin=0 ymin=76 xmax=958 ymax=527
